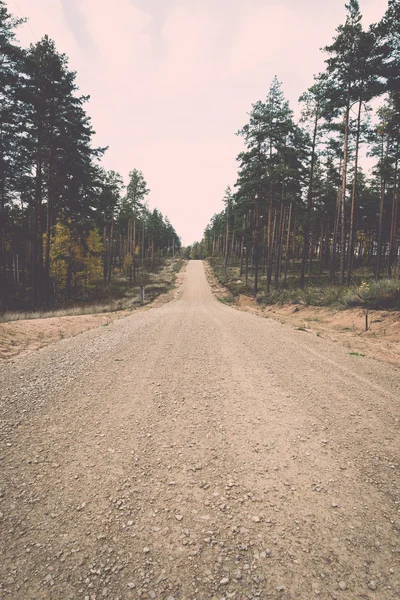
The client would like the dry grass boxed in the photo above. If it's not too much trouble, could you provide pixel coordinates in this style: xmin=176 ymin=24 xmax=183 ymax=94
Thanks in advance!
xmin=0 ymin=299 xmax=135 ymax=324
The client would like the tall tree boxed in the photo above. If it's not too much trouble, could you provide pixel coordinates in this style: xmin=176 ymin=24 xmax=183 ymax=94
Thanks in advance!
xmin=95 ymin=169 xmax=124 ymax=284
xmin=0 ymin=1 xmax=25 ymax=310
xmin=21 ymin=35 xmax=105 ymax=305
xmin=299 ymin=76 xmax=326 ymax=288
xmin=124 ymin=169 xmax=149 ymax=282
xmin=323 ymin=0 xmax=364 ymax=284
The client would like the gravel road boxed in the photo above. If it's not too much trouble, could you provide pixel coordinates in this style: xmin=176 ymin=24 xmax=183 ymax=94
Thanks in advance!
xmin=1 ymin=260 xmax=399 ymax=600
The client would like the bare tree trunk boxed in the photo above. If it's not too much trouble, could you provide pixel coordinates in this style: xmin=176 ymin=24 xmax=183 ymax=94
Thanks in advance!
xmin=300 ymin=106 xmax=319 ymax=288
xmin=266 ymin=201 xmax=273 ymax=292
xmin=330 ymin=180 xmax=342 ymax=281
xmin=44 ymin=149 xmax=54 ymax=304
xmin=108 ymin=217 xmax=114 ymax=283
xmin=133 ymin=212 xmax=136 ymax=283
xmin=284 ymin=201 xmax=293 ymax=284
xmin=239 ymin=215 xmax=245 ymax=277
xmin=376 ymin=135 xmax=389 ymax=278
xmin=339 ymin=101 xmax=350 ymax=285
xmin=103 ymin=218 xmax=108 ymax=286
xmin=224 ymin=198 xmax=230 ymax=275
xmin=292 ymin=205 xmax=296 ymax=273
xmin=388 ymin=145 xmax=399 ymax=278
xmin=347 ymin=95 xmax=363 ymax=285
xmin=254 ymin=204 xmax=260 ymax=295
xmin=33 ymin=147 xmax=43 ymax=307
xmin=274 ymin=193 xmax=286 ymax=290
xmin=319 ymin=218 xmax=324 ymax=275
xmin=309 ymin=226 xmax=314 ymax=275
xmin=245 ymin=244 xmax=249 ymax=286
xmin=0 ymin=183 xmax=7 ymax=311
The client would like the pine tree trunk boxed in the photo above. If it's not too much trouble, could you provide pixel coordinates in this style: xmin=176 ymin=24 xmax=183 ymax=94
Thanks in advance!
xmin=254 ymin=204 xmax=259 ymax=295
xmin=309 ymin=226 xmax=314 ymax=275
xmin=284 ymin=201 xmax=293 ymax=284
xmin=292 ymin=205 xmax=296 ymax=273
xmin=45 ymin=150 xmax=54 ymax=304
xmin=224 ymin=200 xmax=229 ymax=275
xmin=240 ymin=216 xmax=246 ymax=277
xmin=108 ymin=217 xmax=114 ymax=283
xmin=388 ymin=145 xmax=399 ymax=278
xmin=245 ymin=244 xmax=249 ymax=286
xmin=376 ymin=135 xmax=389 ymax=278
xmin=319 ymin=218 xmax=324 ymax=275
xmin=0 ymin=185 xmax=7 ymax=311
xmin=269 ymin=210 xmax=278 ymax=290
xmin=133 ymin=213 xmax=136 ymax=283
xmin=274 ymin=195 xmax=286 ymax=291
xmin=103 ymin=219 xmax=108 ymax=286
xmin=0 ymin=119 xmax=7 ymax=310
xmin=346 ymin=95 xmax=362 ymax=285
xmin=300 ymin=107 xmax=319 ymax=288
xmin=330 ymin=181 xmax=342 ymax=281
xmin=33 ymin=148 xmax=43 ymax=307
xmin=339 ymin=101 xmax=350 ymax=285
xmin=266 ymin=201 xmax=273 ymax=292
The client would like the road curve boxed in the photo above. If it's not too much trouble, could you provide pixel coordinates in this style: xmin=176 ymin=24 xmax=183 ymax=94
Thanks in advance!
xmin=0 ymin=260 xmax=399 ymax=600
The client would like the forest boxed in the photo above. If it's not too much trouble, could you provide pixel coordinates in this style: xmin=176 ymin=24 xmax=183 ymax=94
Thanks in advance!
xmin=0 ymin=1 xmax=180 ymax=312
xmin=194 ymin=0 xmax=400 ymax=307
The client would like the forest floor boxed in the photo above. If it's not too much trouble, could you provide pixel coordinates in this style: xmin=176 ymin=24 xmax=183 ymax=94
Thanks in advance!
xmin=0 ymin=262 xmax=187 ymax=361
xmin=1 ymin=260 xmax=399 ymax=600
xmin=204 ymin=263 xmax=400 ymax=369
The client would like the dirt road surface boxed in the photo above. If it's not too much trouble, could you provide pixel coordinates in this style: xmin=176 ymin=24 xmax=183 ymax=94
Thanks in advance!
xmin=1 ymin=261 xmax=399 ymax=600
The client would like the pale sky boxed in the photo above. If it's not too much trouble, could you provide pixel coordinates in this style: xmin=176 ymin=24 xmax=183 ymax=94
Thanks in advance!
xmin=11 ymin=0 xmax=388 ymax=245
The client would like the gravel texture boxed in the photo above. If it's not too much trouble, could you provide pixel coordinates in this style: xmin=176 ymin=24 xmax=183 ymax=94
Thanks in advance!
xmin=0 ymin=260 xmax=399 ymax=600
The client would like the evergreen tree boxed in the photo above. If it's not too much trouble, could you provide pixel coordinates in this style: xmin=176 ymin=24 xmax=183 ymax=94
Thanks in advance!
xmin=0 ymin=0 xmax=25 ymax=309
xmin=21 ymin=35 xmax=106 ymax=305
xmin=123 ymin=169 xmax=149 ymax=282
xmin=299 ymin=75 xmax=327 ymax=287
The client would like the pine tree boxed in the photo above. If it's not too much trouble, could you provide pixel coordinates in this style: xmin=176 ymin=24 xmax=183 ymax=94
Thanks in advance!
xmin=323 ymin=0 xmax=364 ymax=284
xmin=124 ymin=169 xmax=149 ymax=282
xmin=236 ymin=77 xmax=302 ymax=292
xmin=95 ymin=169 xmax=124 ymax=284
xmin=299 ymin=75 xmax=327 ymax=287
xmin=22 ymin=35 xmax=105 ymax=306
xmin=370 ymin=98 xmax=400 ymax=277
xmin=0 ymin=1 xmax=25 ymax=310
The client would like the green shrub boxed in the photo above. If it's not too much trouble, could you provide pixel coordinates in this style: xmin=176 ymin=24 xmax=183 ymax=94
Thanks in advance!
xmin=343 ymin=278 xmax=400 ymax=309
xmin=207 ymin=258 xmax=400 ymax=310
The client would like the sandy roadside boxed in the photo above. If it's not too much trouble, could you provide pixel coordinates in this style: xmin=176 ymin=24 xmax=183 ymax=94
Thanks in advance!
xmin=0 ymin=264 xmax=187 ymax=361
xmin=204 ymin=261 xmax=400 ymax=368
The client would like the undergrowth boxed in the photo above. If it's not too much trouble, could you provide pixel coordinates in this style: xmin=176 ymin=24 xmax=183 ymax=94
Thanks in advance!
xmin=207 ymin=258 xmax=400 ymax=310
xmin=1 ymin=259 xmax=185 ymax=323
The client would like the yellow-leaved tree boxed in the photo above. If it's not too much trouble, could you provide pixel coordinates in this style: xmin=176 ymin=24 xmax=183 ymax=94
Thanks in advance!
xmin=49 ymin=222 xmax=83 ymax=292
xmin=123 ymin=253 xmax=132 ymax=277
xmin=83 ymin=228 xmax=103 ymax=286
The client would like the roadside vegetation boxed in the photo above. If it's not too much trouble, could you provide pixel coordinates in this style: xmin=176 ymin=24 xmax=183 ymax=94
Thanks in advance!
xmin=189 ymin=1 xmax=400 ymax=311
xmin=207 ymin=257 xmax=400 ymax=310
xmin=0 ymin=258 xmax=185 ymax=323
